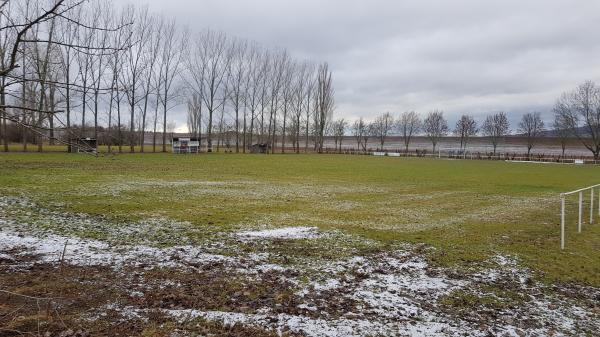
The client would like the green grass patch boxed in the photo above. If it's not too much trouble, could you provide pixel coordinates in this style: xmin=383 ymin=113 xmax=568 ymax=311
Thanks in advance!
xmin=1 ymin=152 xmax=600 ymax=285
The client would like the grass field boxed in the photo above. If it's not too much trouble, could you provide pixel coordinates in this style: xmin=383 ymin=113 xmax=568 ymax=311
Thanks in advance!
xmin=1 ymin=153 xmax=599 ymax=336
xmin=1 ymin=153 xmax=599 ymax=283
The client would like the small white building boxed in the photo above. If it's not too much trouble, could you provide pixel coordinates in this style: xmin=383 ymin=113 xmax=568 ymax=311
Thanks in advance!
xmin=172 ymin=137 xmax=200 ymax=154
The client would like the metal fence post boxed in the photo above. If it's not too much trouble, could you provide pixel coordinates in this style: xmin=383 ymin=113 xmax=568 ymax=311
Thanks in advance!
xmin=591 ymin=189 xmax=595 ymax=224
xmin=579 ymin=191 xmax=583 ymax=233
xmin=561 ymin=195 xmax=566 ymax=250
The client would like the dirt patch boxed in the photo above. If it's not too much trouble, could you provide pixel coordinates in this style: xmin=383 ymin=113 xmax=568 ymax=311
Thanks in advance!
xmin=1 ymin=196 xmax=600 ymax=336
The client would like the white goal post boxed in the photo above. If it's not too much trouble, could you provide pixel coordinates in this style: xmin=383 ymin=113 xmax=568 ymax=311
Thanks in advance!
xmin=560 ymin=184 xmax=600 ymax=249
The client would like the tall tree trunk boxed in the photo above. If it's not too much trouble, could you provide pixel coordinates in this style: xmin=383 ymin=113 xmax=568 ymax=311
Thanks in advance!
xmin=259 ymin=107 xmax=263 ymax=144
xmin=152 ymin=93 xmax=160 ymax=153
xmin=81 ymin=86 xmax=87 ymax=137
xmin=108 ymin=88 xmax=114 ymax=153
xmin=198 ymin=104 xmax=202 ymax=152
xmin=281 ymin=105 xmax=287 ymax=154
xmin=207 ymin=107 xmax=213 ymax=152
xmin=129 ymin=84 xmax=136 ymax=153
xmin=108 ymin=70 xmax=120 ymax=154
xmin=0 ymin=82 xmax=7 ymax=152
xmin=38 ymin=108 xmax=43 ymax=152
xmin=304 ymin=95 xmax=310 ymax=153
xmin=162 ymin=95 xmax=167 ymax=153
xmin=235 ymin=102 xmax=239 ymax=153
xmin=249 ymin=110 xmax=254 ymax=148
xmin=21 ymin=47 xmax=26 ymax=152
xmin=140 ymin=89 xmax=150 ymax=153
xmin=270 ymin=106 xmax=277 ymax=154
xmin=94 ymin=91 xmax=99 ymax=142
xmin=117 ymin=89 xmax=122 ymax=153
xmin=242 ymin=106 xmax=247 ymax=153
xmin=21 ymin=115 xmax=27 ymax=152
xmin=48 ymin=87 xmax=55 ymax=146
xmin=65 ymin=50 xmax=71 ymax=152
xmin=296 ymin=115 xmax=300 ymax=154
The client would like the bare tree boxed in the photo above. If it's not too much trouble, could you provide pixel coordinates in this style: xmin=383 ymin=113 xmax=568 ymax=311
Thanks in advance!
xmin=397 ymin=110 xmax=420 ymax=153
xmin=56 ymin=2 xmax=81 ymax=151
xmin=0 ymin=7 xmax=10 ymax=151
xmin=518 ymin=112 xmax=545 ymax=157
xmin=186 ymin=93 xmax=201 ymax=138
xmin=554 ymin=81 xmax=600 ymax=160
xmin=75 ymin=7 xmax=95 ymax=138
xmin=226 ymin=38 xmax=247 ymax=153
xmin=454 ymin=114 xmax=477 ymax=152
xmin=304 ymin=67 xmax=316 ymax=152
xmin=0 ymin=0 xmax=130 ymax=154
xmin=198 ymin=30 xmax=229 ymax=152
xmin=553 ymin=107 xmax=570 ymax=157
xmin=352 ymin=117 xmax=366 ymax=152
xmin=482 ymin=112 xmax=510 ymax=155
xmin=266 ymin=49 xmax=288 ymax=153
xmin=0 ymin=0 xmax=66 ymax=77
xmin=279 ymin=59 xmax=295 ymax=153
xmin=89 ymin=1 xmax=111 ymax=143
xmin=106 ymin=8 xmax=130 ymax=153
xmin=216 ymin=75 xmax=229 ymax=152
xmin=185 ymin=33 xmax=207 ymax=150
xmin=314 ymin=62 xmax=334 ymax=153
xmin=121 ymin=6 xmax=152 ymax=152
xmin=423 ymin=110 xmax=448 ymax=153
xmin=332 ymin=118 xmax=347 ymax=152
xmin=372 ymin=112 xmax=393 ymax=151
xmin=242 ymin=43 xmax=263 ymax=151
xmin=362 ymin=121 xmax=375 ymax=152
xmin=258 ymin=50 xmax=270 ymax=145
xmin=158 ymin=20 xmax=186 ymax=152
xmin=290 ymin=61 xmax=310 ymax=153
xmin=0 ymin=1 xmax=12 ymax=151
xmin=139 ymin=14 xmax=162 ymax=153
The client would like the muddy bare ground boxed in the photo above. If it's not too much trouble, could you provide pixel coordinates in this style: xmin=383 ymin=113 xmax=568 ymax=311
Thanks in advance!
xmin=1 ymin=196 xmax=600 ymax=337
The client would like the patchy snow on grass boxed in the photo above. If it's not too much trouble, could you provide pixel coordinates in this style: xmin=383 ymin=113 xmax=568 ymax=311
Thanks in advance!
xmin=2 ymin=194 xmax=600 ymax=336
xmin=0 ymin=230 xmax=233 ymax=269
xmin=292 ymin=251 xmax=471 ymax=335
xmin=164 ymin=308 xmax=471 ymax=337
xmin=0 ymin=195 xmax=200 ymax=246
xmin=236 ymin=226 xmax=323 ymax=239
xmin=0 ymin=252 xmax=14 ymax=262
xmin=5 ymin=222 xmax=599 ymax=337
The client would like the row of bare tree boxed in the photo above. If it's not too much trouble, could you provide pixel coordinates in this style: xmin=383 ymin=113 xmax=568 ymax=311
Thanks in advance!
xmin=0 ymin=0 xmax=335 ymax=154
xmin=334 ymin=111 xmax=531 ymax=155
xmin=328 ymin=81 xmax=600 ymax=159
xmin=184 ymin=31 xmax=334 ymax=154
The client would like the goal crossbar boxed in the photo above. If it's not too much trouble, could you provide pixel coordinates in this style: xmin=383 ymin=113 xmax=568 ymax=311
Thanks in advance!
xmin=561 ymin=184 xmax=600 ymax=196
xmin=560 ymin=184 xmax=600 ymax=250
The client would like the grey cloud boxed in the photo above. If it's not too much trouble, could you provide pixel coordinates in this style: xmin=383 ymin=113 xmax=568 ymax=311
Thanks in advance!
xmin=132 ymin=0 xmax=600 ymax=128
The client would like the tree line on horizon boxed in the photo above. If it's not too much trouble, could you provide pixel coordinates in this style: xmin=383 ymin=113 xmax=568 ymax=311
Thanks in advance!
xmin=330 ymin=81 xmax=600 ymax=159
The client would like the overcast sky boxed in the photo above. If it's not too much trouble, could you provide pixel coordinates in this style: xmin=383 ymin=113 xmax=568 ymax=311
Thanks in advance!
xmin=132 ymin=0 xmax=600 ymax=130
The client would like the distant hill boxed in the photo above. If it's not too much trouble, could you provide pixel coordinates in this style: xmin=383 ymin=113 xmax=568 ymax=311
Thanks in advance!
xmin=514 ymin=126 xmax=589 ymax=137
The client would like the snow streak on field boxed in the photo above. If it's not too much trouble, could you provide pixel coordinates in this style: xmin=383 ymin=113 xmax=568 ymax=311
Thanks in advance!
xmin=1 ymin=195 xmax=599 ymax=336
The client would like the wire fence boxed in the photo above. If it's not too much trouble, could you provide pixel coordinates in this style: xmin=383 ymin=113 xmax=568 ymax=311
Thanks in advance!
xmin=317 ymin=147 xmax=600 ymax=165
